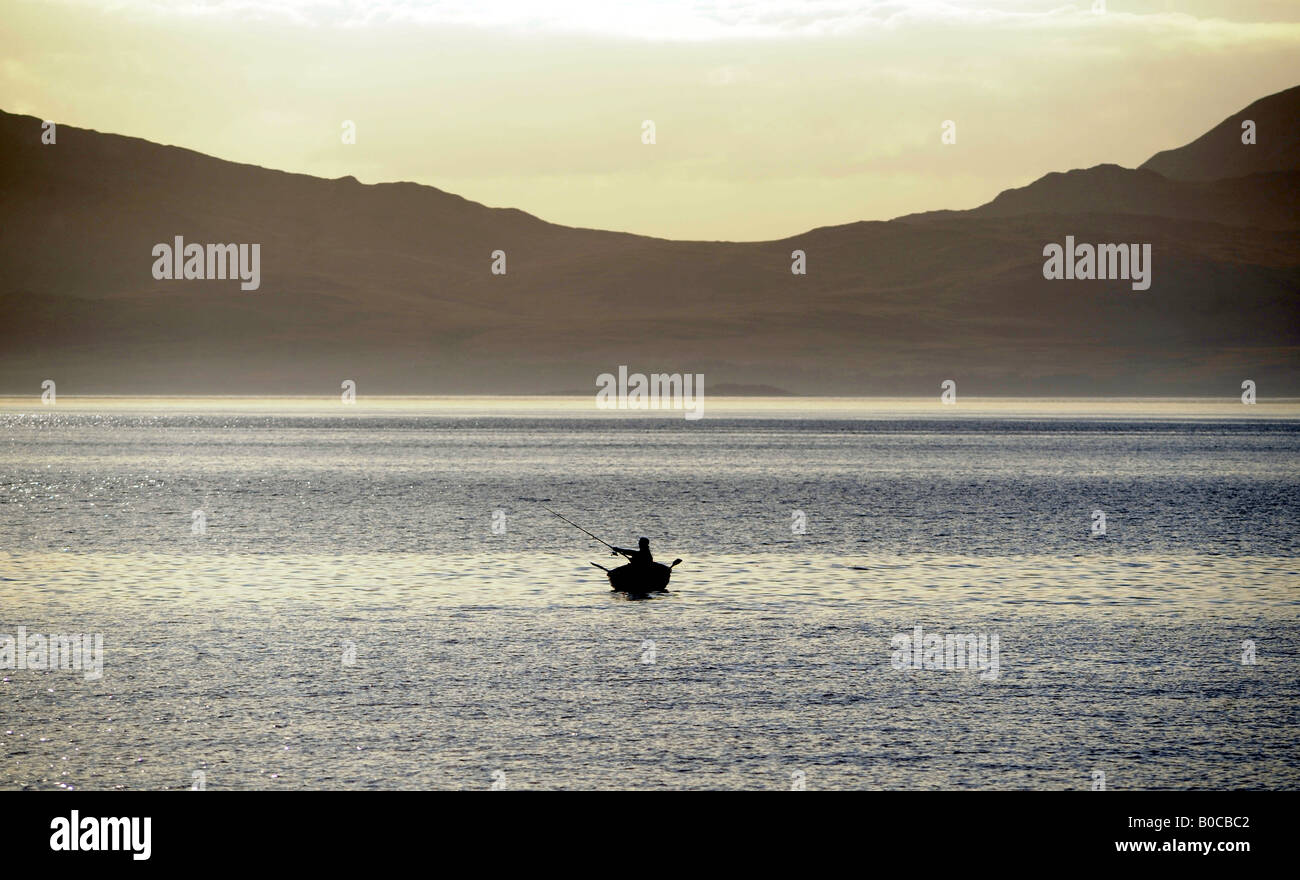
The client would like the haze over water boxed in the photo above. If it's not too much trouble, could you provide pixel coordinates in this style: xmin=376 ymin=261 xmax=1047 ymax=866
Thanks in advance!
xmin=2 ymin=398 xmax=1297 ymax=790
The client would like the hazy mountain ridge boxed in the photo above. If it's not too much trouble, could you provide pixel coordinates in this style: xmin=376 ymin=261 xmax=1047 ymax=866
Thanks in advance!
xmin=1 ymin=84 xmax=1297 ymax=396
xmin=1141 ymin=84 xmax=1300 ymax=182
xmin=898 ymin=165 xmax=1300 ymax=231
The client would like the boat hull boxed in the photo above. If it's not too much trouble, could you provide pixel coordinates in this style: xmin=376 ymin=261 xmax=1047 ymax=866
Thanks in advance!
xmin=605 ymin=562 xmax=672 ymax=593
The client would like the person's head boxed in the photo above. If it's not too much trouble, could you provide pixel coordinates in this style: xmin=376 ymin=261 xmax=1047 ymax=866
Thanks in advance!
xmin=638 ymin=537 xmax=650 ymax=550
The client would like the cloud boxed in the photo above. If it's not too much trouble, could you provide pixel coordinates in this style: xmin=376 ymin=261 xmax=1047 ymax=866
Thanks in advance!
xmin=44 ymin=1 xmax=1300 ymax=41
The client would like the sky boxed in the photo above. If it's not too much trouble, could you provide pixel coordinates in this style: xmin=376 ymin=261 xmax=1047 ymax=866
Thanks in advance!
xmin=3 ymin=0 xmax=1299 ymax=241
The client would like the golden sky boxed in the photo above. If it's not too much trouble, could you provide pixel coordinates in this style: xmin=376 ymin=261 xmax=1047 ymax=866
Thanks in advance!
xmin=4 ymin=0 xmax=1299 ymax=240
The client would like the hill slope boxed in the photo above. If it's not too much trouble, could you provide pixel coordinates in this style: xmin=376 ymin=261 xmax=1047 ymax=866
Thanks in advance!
xmin=1141 ymin=84 xmax=1300 ymax=182
xmin=1 ymin=93 xmax=1297 ymax=396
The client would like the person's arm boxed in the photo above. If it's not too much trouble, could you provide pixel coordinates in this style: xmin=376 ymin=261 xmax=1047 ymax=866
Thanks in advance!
xmin=610 ymin=546 xmax=634 ymax=558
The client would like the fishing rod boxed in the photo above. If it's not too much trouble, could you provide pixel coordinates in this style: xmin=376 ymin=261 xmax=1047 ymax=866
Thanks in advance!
xmin=541 ymin=506 xmax=624 ymax=556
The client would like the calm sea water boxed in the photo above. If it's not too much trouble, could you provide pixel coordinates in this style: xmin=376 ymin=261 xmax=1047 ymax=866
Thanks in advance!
xmin=2 ymin=399 xmax=1298 ymax=790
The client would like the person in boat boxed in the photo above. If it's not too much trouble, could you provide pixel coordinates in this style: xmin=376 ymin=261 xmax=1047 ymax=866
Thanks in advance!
xmin=611 ymin=537 xmax=654 ymax=567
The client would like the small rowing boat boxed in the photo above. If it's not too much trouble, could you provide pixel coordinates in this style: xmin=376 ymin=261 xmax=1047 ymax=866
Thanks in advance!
xmin=591 ymin=559 xmax=682 ymax=593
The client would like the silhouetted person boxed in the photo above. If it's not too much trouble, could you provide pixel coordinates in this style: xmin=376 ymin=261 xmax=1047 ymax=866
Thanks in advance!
xmin=612 ymin=537 xmax=654 ymax=567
